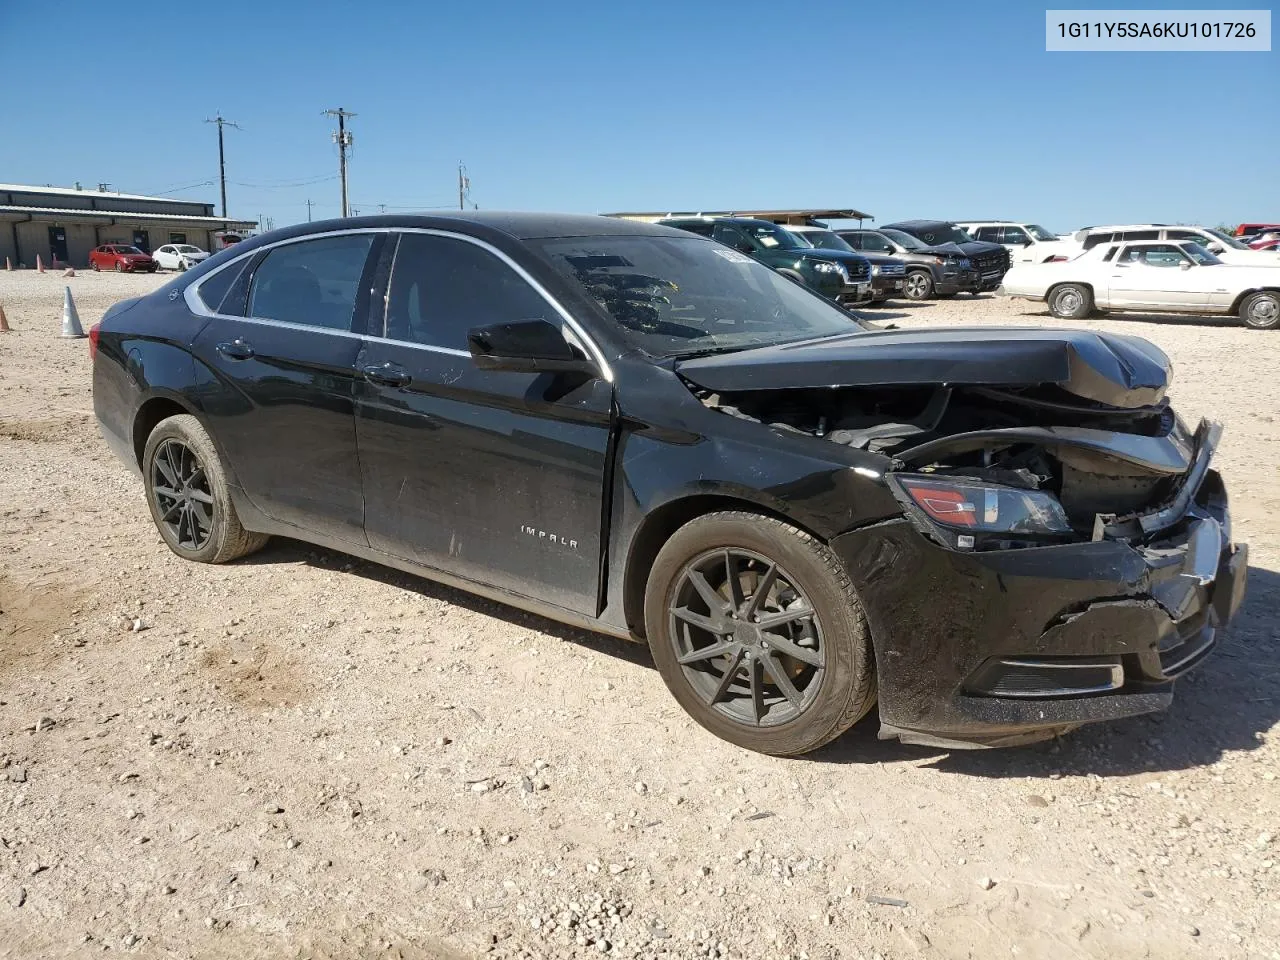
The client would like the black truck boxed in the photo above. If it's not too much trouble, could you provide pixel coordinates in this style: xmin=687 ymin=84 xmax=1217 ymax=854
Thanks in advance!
xmin=881 ymin=220 xmax=1011 ymax=292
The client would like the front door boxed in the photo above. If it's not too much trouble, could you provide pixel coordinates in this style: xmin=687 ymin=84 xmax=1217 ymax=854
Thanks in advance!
xmin=1108 ymin=244 xmax=1209 ymax=310
xmin=191 ymin=232 xmax=381 ymax=542
xmin=48 ymin=226 xmax=68 ymax=264
xmin=354 ymin=231 xmax=613 ymax=616
xmin=132 ymin=230 xmax=151 ymax=254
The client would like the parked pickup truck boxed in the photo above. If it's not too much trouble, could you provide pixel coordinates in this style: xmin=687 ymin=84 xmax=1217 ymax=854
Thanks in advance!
xmin=957 ymin=221 xmax=1078 ymax=264
xmin=661 ymin=217 xmax=874 ymax=306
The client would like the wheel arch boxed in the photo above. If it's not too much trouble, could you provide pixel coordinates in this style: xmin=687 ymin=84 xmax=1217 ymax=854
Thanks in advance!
xmin=1046 ymin=279 xmax=1094 ymax=299
xmin=1229 ymin=286 xmax=1280 ymax=316
xmin=131 ymin=392 xmax=202 ymax=468
xmin=622 ymin=493 xmax=826 ymax=639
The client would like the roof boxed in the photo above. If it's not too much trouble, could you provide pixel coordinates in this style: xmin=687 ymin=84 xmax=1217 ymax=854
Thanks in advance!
xmin=0 ymin=205 xmax=257 ymax=228
xmin=882 ymin=219 xmax=957 ymax=229
xmin=0 ymin=182 xmax=205 ymax=204
xmin=1075 ymin=224 xmax=1179 ymax=232
xmin=606 ymin=207 xmax=874 ymax=224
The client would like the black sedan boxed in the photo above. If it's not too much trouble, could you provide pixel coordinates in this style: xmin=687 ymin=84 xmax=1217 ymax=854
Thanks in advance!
xmin=91 ymin=213 xmax=1247 ymax=755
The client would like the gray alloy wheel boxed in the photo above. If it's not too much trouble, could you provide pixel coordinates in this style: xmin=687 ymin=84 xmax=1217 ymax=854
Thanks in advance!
xmin=142 ymin=414 xmax=269 ymax=564
xmin=1048 ymin=283 xmax=1094 ymax=320
xmin=903 ymin=270 xmax=933 ymax=300
xmin=1240 ymin=291 xmax=1280 ymax=330
xmin=644 ymin=512 xmax=876 ymax=756
xmin=114 ymin=261 xmax=124 ymax=272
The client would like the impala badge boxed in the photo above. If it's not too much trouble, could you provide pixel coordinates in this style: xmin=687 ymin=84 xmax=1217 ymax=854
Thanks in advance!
xmin=521 ymin=525 xmax=578 ymax=550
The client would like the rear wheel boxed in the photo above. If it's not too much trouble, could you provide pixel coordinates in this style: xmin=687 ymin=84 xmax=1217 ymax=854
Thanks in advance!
xmin=644 ymin=512 xmax=876 ymax=756
xmin=142 ymin=414 xmax=269 ymax=564
xmin=1048 ymin=283 xmax=1094 ymax=320
xmin=903 ymin=270 xmax=934 ymax=300
xmin=1241 ymin=291 xmax=1280 ymax=330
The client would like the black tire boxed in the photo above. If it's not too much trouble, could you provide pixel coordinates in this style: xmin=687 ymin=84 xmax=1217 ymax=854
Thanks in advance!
xmin=142 ymin=414 xmax=269 ymax=564
xmin=644 ymin=511 xmax=876 ymax=756
xmin=1048 ymin=283 xmax=1094 ymax=320
xmin=902 ymin=270 xmax=934 ymax=300
xmin=1240 ymin=291 xmax=1280 ymax=330
xmin=114 ymin=261 xmax=124 ymax=272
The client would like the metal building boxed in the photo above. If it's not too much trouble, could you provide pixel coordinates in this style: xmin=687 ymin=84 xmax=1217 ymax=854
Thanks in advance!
xmin=0 ymin=183 xmax=257 ymax=268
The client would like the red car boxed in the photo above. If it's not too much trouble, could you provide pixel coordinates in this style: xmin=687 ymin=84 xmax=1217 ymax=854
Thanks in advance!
xmin=90 ymin=244 xmax=158 ymax=273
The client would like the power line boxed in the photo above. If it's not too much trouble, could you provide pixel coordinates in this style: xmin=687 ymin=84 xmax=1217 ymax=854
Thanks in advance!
xmin=231 ymin=174 xmax=339 ymax=189
xmin=322 ymin=107 xmax=356 ymax=217
xmin=204 ymin=114 xmax=241 ymax=217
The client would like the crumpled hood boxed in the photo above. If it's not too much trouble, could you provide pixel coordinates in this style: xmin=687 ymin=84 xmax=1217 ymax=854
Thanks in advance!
xmin=676 ymin=326 xmax=1172 ymax=408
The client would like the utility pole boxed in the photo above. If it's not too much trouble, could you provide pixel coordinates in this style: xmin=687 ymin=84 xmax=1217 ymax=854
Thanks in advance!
xmin=204 ymin=114 xmax=240 ymax=217
xmin=458 ymin=162 xmax=470 ymax=210
xmin=305 ymin=198 xmax=314 ymax=222
xmin=323 ymin=107 xmax=356 ymax=217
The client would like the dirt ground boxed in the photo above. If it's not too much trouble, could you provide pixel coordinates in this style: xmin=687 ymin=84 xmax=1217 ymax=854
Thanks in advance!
xmin=1 ymin=268 xmax=1277 ymax=960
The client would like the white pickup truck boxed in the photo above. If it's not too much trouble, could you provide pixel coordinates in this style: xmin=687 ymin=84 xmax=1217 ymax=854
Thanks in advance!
xmin=956 ymin=221 xmax=1079 ymax=264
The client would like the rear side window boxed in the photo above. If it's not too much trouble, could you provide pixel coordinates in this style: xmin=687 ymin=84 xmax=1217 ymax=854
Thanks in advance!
xmin=1082 ymin=232 xmax=1114 ymax=250
xmin=1120 ymin=230 xmax=1158 ymax=242
xmin=196 ymin=260 xmax=246 ymax=313
xmin=384 ymin=234 xmax=552 ymax=350
xmin=973 ymin=227 xmax=1001 ymax=242
xmin=247 ymin=234 xmax=375 ymax=331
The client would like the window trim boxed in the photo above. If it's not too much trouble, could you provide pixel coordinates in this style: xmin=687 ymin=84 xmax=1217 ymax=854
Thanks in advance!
xmin=185 ymin=226 xmax=613 ymax=381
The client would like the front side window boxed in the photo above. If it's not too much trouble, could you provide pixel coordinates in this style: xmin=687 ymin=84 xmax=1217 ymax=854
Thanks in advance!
xmin=533 ymin=235 xmax=864 ymax=358
xmin=1118 ymin=244 xmax=1189 ymax=267
xmin=998 ymin=226 xmax=1031 ymax=245
xmin=973 ymin=227 xmax=1001 ymax=242
xmin=384 ymin=233 xmax=553 ymax=350
xmin=711 ymin=223 xmax=752 ymax=250
xmin=247 ymin=234 xmax=374 ymax=330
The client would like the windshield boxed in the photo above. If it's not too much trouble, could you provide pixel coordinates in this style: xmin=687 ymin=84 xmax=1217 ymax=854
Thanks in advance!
xmin=1026 ymin=224 xmax=1057 ymax=241
xmin=533 ymin=235 xmax=865 ymax=358
xmin=1204 ymin=228 xmax=1249 ymax=250
xmin=742 ymin=222 xmax=808 ymax=250
xmin=796 ymin=229 xmax=855 ymax=252
xmin=1179 ymin=242 xmax=1223 ymax=265
xmin=117 ymin=246 xmax=145 ymax=255
xmin=913 ymin=224 xmax=973 ymax=245
xmin=176 ymin=245 xmax=202 ymax=253
xmin=880 ymin=229 xmax=929 ymax=251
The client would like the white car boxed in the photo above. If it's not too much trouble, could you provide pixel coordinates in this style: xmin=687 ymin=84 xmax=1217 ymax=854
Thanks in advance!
xmin=1068 ymin=224 xmax=1280 ymax=266
xmin=999 ymin=239 xmax=1280 ymax=329
xmin=153 ymin=244 xmax=212 ymax=271
xmin=956 ymin=221 xmax=1079 ymax=264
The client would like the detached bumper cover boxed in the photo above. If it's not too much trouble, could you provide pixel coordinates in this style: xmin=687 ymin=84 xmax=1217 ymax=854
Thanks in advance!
xmin=831 ymin=472 xmax=1246 ymax=747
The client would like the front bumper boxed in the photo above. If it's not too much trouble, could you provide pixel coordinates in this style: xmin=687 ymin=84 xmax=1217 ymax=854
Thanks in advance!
xmin=835 ymin=280 xmax=874 ymax=306
xmin=870 ymin=275 xmax=906 ymax=300
xmin=935 ymin=269 xmax=983 ymax=295
xmin=830 ymin=471 xmax=1246 ymax=748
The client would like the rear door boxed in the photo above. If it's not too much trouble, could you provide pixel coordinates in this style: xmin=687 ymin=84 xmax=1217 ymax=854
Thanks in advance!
xmin=191 ymin=231 xmax=381 ymax=543
xmin=353 ymin=230 xmax=614 ymax=616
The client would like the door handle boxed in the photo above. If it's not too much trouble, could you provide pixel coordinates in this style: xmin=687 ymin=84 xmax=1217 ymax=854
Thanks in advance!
xmin=216 ymin=338 xmax=255 ymax=361
xmin=361 ymin=362 xmax=412 ymax=387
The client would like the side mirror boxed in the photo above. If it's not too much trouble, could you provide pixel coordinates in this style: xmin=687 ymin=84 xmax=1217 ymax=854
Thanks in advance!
xmin=1180 ymin=261 xmax=1193 ymax=270
xmin=467 ymin=319 xmax=596 ymax=376
xmin=1208 ymin=245 xmax=1224 ymax=254
xmin=736 ymin=242 xmax=754 ymax=255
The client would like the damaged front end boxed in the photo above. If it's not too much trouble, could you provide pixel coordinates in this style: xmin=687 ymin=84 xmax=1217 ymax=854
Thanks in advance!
xmin=678 ymin=327 xmax=1249 ymax=747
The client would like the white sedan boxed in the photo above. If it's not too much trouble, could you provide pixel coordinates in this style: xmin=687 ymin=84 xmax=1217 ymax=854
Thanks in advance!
xmin=1000 ymin=240 xmax=1280 ymax=330
xmin=153 ymin=244 xmax=212 ymax=272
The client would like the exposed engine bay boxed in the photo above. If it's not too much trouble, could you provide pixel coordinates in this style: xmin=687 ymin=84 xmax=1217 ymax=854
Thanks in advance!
xmin=675 ymin=326 xmax=1210 ymax=548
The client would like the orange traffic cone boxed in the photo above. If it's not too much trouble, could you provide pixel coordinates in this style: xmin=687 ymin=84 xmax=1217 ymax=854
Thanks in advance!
xmin=0 ymin=304 xmax=10 ymax=332
xmin=64 ymin=267 xmax=75 ymax=278
xmin=36 ymin=255 xmax=45 ymax=273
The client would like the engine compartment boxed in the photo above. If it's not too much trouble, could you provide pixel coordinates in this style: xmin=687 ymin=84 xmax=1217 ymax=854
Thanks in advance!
xmin=697 ymin=383 xmax=1186 ymax=530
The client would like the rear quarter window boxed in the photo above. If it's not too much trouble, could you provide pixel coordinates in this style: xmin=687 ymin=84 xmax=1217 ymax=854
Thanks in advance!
xmin=195 ymin=260 xmax=246 ymax=313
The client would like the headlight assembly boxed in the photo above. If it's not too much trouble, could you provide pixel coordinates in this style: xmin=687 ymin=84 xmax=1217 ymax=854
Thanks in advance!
xmin=892 ymin=474 xmax=1073 ymax=541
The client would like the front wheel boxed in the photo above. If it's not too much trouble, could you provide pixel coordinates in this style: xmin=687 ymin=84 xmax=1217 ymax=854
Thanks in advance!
xmin=644 ymin=512 xmax=876 ymax=756
xmin=1048 ymin=283 xmax=1094 ymax=320
xmin=142 ymin=414 xmax=269 ymax=564
xmin=114 ymin=261 xmax=124 ymax=272
xmin=902 ymin=270 xmax=934 ymax=300
xmin=1241 ymin=291 xmax=1280 ymax=330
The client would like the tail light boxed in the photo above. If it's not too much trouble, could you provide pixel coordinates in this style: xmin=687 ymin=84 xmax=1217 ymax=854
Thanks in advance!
xmin=89 ymin=322 xmax=101 ymax=359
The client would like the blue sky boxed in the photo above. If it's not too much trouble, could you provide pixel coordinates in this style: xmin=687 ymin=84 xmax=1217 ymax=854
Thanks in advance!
xmin=0 ymin=0 xmax=1274 ymax=233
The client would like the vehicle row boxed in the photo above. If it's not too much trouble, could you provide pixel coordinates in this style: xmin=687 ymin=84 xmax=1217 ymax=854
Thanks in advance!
xmin=88 ymin=243 xmax=213 ymax=273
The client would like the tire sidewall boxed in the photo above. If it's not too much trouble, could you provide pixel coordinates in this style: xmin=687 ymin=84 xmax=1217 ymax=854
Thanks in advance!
xmin=644 ymin=513 xmax=872 ymax=756
xmin=1050 ymin=283 xmax=1091 ymax=319
xmin=1242 ymin=292 xmax=1280 ymax=330
xmin=142 ymin=414 xmax=238 ymax=563
xmin=904 ymin=270 xmax=933 ymax=300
